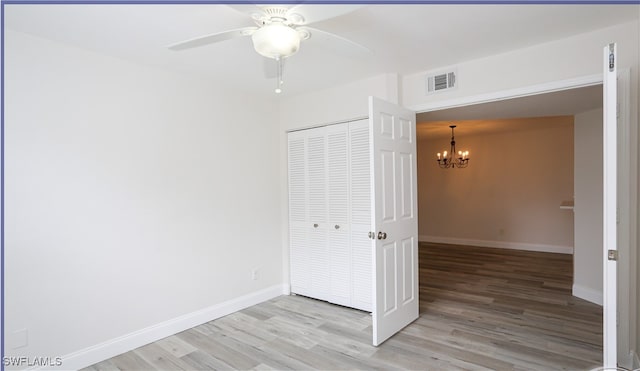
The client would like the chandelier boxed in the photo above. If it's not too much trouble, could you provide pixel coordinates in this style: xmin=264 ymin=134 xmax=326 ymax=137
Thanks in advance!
xmin=436 ymin=125 xmax=470 ymax=169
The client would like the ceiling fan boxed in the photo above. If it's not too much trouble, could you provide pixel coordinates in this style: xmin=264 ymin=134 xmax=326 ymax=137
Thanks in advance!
xmin=167 ymin=4 xmax=371 ymax=93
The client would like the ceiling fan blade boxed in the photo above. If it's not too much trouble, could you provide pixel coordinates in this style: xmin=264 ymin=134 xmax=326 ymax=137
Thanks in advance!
xmin=287 ymin=5 xmax=363 ymax=25
xmin=167 ymin=27 xmax=257 ymax=51
xmin=304 ymin=27 xmax=373 ymax=57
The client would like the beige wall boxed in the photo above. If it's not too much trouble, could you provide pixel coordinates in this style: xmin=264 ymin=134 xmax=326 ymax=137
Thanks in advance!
xmin=417 ymin=117 xmax=574 ymax=252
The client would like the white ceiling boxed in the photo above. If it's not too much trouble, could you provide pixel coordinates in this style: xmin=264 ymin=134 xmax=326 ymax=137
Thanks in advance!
xmin=4 ymin=4 xmax=639 ymax=97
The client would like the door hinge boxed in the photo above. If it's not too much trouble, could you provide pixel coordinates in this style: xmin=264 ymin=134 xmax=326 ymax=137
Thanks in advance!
xmin=608 ymin=249 xmax=618 ymax=261
xmin=608 ymin=44 xmax=615 ymax=71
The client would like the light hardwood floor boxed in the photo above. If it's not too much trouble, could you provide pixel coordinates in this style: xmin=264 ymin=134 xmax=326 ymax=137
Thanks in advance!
xmin=84 ymin=243 xmax=602 ymax=370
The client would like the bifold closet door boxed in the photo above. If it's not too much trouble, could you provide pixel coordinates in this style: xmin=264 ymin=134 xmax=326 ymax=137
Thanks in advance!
xmin=288 ymin=126 xmax=330 ymax=300
xmin=349 ymin=119 xmax=373 ymax=312
xmin=326 ymin=124 xmax=351 ymax=307
xmin=306 ymin=127 xmax=330 ymax=301
xmin=288 ymin=130 xmax=311 ymax=297
xmin=288 ymin=120 xmax=373 ymax=312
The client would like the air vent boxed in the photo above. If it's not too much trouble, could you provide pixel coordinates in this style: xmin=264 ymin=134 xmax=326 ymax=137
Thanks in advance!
xmin=426 ymin=70 xmax=457 ymax=94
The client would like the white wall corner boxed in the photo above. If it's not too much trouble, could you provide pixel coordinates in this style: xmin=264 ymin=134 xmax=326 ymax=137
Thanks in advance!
xmin=47 ymin=284 xmax=286 ymax=371
xmin=282 ymin=283 xmax=291 ymax=295
xmin=418 ymin=235 xmax=573 ymax=255
xmin=572 ymin=284 xmax=603 ymax=306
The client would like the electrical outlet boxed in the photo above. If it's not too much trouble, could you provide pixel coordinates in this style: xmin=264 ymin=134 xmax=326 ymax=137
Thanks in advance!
xmin=251 ymin=269 xmax=259 ymax=281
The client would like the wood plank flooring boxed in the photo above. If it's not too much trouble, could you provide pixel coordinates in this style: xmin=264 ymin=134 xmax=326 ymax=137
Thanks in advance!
xmin=84 ymin=243 xmax=602 ymax=370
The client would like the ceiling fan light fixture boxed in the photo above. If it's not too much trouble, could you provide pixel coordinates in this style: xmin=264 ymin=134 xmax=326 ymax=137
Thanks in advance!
xmin=251 ymin=23 xmax=301 ymax=59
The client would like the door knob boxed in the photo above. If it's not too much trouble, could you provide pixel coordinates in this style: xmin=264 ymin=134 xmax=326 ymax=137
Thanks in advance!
xmin=368 ymin=231 xmax=375 ymax=239
xmin=335 ymin=225 xmax=340 ymax=229
xmin=313 ymin=223 xmax=319 ymax=228
xmin=377 ymin=231 xmax=383 ymax=240
xmin=377 ymin=231 xmax=388 ymax=240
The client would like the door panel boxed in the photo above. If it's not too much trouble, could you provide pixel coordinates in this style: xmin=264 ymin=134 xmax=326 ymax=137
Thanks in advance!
xmin=306 ymin=128 xmax=330 ymax=300
xmin=370 ymin=97 xmax=418 ymax=346
xmin=380 ymin=113 xmax=394 ymax=139
xmin=382 ymin=242 xmax=397 ymax=314
xmin=401 ymin=237 xmax=415 ymax=304
xmin=288 ymin=132 xmax=311 ymax=295
xmin=327 ymin=124 xmax=351 ymax=306
xmin=399 ymin=152 xmax=414 ymax=219
xmin=349 ymin=120 xmax=373 ymax=311
xmin=381 ymin=150 xmax=396 ymax=223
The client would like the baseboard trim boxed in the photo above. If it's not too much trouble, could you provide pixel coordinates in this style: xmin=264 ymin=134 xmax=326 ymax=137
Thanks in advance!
xmin=572 ymin=284 xmax=603 ymax=306
xmin=51 ymin=284 xmax=287 ymax=371
xmin=418 ymin=235 xmax=573 ymax=255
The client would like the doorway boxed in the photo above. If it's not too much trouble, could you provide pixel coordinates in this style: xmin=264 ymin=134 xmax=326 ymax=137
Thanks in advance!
xmin=410 ymin=75 xmax=635 ymax=367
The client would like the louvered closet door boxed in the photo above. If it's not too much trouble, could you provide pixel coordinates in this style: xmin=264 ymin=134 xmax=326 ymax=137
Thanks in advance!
xmin=288 ymin=131 xmax=311 ymax=296
xmin=307 ymin=127 xmax=330 ymax=301
xmin=327 ymin=124 xmax=351 ymax=307
xmin=349 ymin=119 xmax=373 ymax=312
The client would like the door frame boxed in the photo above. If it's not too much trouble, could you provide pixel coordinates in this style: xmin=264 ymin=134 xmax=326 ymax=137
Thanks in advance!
xmin=409 ymin=71 xmax=636 ymax=367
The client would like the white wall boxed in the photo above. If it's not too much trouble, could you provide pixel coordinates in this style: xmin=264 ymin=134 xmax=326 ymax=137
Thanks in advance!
xmin=418 ymin=118 xmax=574 ymax=253
xmin=279 ymin=73 xmax=398 ymax=131
xmin=573 ymin=108 xmax=604 ymax=305
xmin=4 ymin=30 xmax=283 ymax=369
xmin=402 ymin=21 xmax=639 ymax=111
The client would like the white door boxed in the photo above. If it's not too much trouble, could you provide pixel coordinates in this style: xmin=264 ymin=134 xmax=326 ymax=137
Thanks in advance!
xmin=307 ymin=127 xmax=331 ymax=301
xmin=602 ymin=42 xmax=617 ymax=368
xmin=369 ymin=96 xmax=419 ymax=346
xmin=349 ymin=119 xmax=374 ymax=311
xmin=327 ymin=124 xmax=352 ymax=307
xmin=288 ymin=130 xmax=311 ymax=296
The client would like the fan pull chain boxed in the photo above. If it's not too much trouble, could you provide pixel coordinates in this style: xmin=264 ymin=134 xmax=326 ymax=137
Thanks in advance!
xmin=275 ymin=56 xmax=283 ymax=94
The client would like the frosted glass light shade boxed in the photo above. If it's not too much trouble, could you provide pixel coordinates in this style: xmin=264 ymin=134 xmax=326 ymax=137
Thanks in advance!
xmin=251 ymin=23 xmax=301 ymax=59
